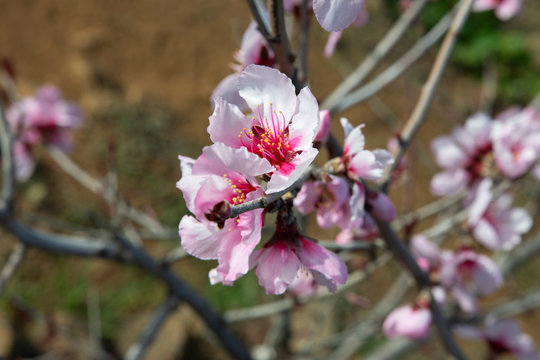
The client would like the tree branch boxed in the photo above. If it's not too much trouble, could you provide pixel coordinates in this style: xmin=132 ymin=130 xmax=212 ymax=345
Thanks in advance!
xmin=0 ymin=100 xmax=15 ymax=213
xmin=322 ymin=0 xmax=430 ymax=112
xmin=381 ymin=0 xmax=475 ymax=193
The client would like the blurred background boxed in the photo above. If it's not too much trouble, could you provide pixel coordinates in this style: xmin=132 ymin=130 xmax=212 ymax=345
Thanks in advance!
xmin=0 ymin=0 xmax=539 ymax=358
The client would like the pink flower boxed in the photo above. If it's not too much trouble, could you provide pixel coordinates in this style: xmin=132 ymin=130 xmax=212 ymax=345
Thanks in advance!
xmin=430 ymin=113 xmax=493 ymax=196
xmin=467 ymin=179 xmax=532 ymax=251
xmin=491 ymin=107 xmax=540 ymax=179
xmin=314 ymin=110 xmax=331 ymax=144
xmin=313 ymin=0 xmax=367 ymax=32
xmin=249 ymin=214 xmax=348 ymax=294
xmin=473 ymin=0 xmax=523 ymax=20
xmin=439 ymin=248 xmax=503 ymax=313
xmin=6 ymin=85 xmax=82 ymax=181
xmin=208 ymin=65 xmax=320 ymax=194
xmin=458 ymin=317 xmax=539 ymax=359
xmin=340 ymin=118 xmax=393 ymax=182
xmin=177 ymin=143 xmax=270 ymax=284
xmin=382 ymin=303 xmax=432 ymax=340
xmin=294 ymin=175 xmax=364 ymax=229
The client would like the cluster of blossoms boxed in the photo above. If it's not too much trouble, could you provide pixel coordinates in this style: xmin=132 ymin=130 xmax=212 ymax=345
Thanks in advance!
xmin=382 ymin=105 xmax=540 ymax=357
xmin=177 ymin=64 xmax=395 ymax=295
xmin=5 ymin=85 xmax=82 ymax=181
xmin=473 ymin=0 xmax=523 ymax=20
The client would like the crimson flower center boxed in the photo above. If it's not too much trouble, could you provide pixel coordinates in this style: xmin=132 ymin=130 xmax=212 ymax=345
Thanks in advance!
xmin=238 ymin=103 xmax=295 ymax=169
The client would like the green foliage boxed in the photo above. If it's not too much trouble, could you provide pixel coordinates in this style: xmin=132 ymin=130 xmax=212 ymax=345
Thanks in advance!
xmin=387 ymin=0 xmax=540 ymax=104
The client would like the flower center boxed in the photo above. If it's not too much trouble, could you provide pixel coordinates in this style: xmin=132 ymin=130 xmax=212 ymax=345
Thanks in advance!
xmin=223 ymin=174 xmax=256 ymax=205
xmin=238 ymin=104 xmax=296 ymax=169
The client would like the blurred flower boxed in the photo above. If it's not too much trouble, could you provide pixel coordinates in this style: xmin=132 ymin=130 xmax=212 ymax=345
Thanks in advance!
xmin=467 ymin=179 xmax=532 ymax=251
xmin=340 ymin=117 xmax=394 ymax=182
xmin=7 ymin=85 xmax=82 ymax=181
xmin=383 ymin=303 xmax=432 ymax=340
xmin=313 ymin=0 xmax=367 ymax=32
xmin=472 ymin=0 xmax=523 ymax=20
xmin=458 ymin=317 xmax=539 ymax=359
xmin=430 ymin=113 xmax=493 ymax=196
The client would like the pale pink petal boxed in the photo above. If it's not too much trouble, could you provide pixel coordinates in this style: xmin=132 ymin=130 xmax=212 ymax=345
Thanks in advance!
xmin=382 ymin=305 xmax=432 ymax=340
xmin=179 ymin=216 xmax=220 ymax=260
xmin=509 ymin=207 xmax=533 ymax=234
xmin=411 ymin=235 xmax=441 ymax=265
xmin=430 ymin=169 xmax=469 ymax=196
xmin=315 ymin=109 xmax=331 ymax=143
xmin=13 ymin=141 xmax=36 ymax=181
xmin=211 ymin=73 xmax=249 ymax=112
xmin=340 ymin=117 xmax=355 ymax=138
xmin=453 ymin=284 xmax=478 ymax=313
xmin=298 ymin=237 xmax=348 ymax=292
xmin=239 ymin=64 xmax=297 ymax=122
xmin=473 ymin=256 xmax=503 ymax=295
xmin=349 ymin=150 xmax=384 ymax=180
xmin=293 ymin=181 xmax=320 ymax=215
xmin=196 ymin=143 xmax=273 ymax=178
xmin=343 ymin=123 xmax=366 ymax=156
xmin=288 ymin=86 xmax=320 ymax=150
xmin=496 ymin=0 xmax=522 ymax=20
xmin=266 ymin=147 xmax=318 ymax=193
xmin=473 ymin=0 xmax=498 ymax=11
xmin=313 ymin=0 xmax=365 ymax=32
xmin=431 ymin=136 xmax=469 ymax=169
xmin=324 ymin=31 xmax=342 ymax=58
xmin=252 ymin=242 xmax=300 ymax=295
xmin=468 ymin=178 xmax=493 ymax=225
xmin=208 ymin=97 xmax=250 ymax=148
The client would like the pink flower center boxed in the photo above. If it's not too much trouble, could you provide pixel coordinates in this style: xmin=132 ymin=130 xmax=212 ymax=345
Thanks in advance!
xmin=222 ymin=174 xmax=256 ymax=205
xmin=239 ymin=104 xmax=297 ymax=174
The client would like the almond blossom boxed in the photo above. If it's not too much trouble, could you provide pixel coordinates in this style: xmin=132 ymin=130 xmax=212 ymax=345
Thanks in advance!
xmin=293 ymin=175 xmax=364 ymax=229
xmin=411 ymin=235 xmax=503 ymax=314
xmin=177 ymin=143 xmax=271 ymax=284
xmin=491 ymin=106 xmax=540 ymax=179
xmin=458 ymin=317 xmax=539 ymax=359
xmin=439 ymin=248 xmax=503 ymax=313
xmin=6 ymin=85 xmax=82 ymax=181
xmin=340 ymin=118 xmax=394 ymax=182
xmin=467 ymin=179 xmax=532 ymax=251
xmin=473 ymin=0 xmax=523 ymax=20
xmin=249 ymin=211 xmax=348 ymax=294
xmin=430 ymin=113 xmax=494 ymax=196
xmin=208 ymin=65 xmax=320 ymax=194
xmin=382 ymin=302 xmax=432 ymax=340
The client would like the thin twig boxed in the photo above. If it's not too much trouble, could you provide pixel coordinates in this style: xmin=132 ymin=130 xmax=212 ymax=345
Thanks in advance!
xmin=0 ymin=100 xmax=16 ymax=212
xmin=246 ymin=0 xmax=272 ymax=38
xmin=125 ymin=296 xmax=181 ymax=360
xmin=0 ymin=243 xmax=26 ymax=294
xmin=381 ymin=0 xmax=476 ymax=193
xmin=330 ymin=11 xmax=453 ymax=114
xmin=229 ymin=165 xmax=313 ymax=218
xmin=269 ymin=0 xmax=298 ymax=87
xmin=298 ymin=0 xmax=310 ymax=81
xmin=430 ymin=292 xmax=466 ymax=360
xmin=112 ymin=234 xmax=252 ymax=360
xmin=47 ymin=147 xmax=176 ymax=239
xmin=322 ymin=0 xmax=430 ymax=112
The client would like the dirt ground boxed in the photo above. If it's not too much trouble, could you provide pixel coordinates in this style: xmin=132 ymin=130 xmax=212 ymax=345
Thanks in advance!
xmin=1 ymin=1 xmax=540 ymax=359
